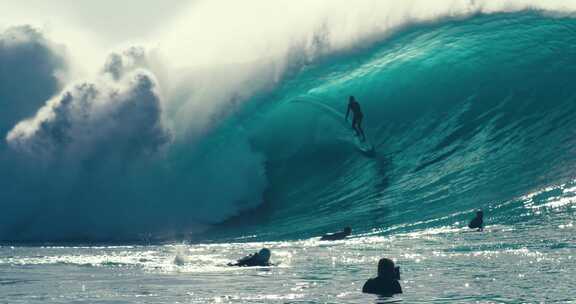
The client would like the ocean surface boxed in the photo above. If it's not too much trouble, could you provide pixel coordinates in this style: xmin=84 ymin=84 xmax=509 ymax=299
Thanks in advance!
xmin=1 ymin=10 xmax=576 ymax=303
xmin=1 ymin=217 xmax=575 ymax=303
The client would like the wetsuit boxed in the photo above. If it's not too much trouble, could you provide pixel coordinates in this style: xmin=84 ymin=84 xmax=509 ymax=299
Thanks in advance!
xmin=468 ymin=216 xmax=484 ymax=230
xmin=362 ymin=277 xmax=403 ymax=296
xmin=348 ymin=101 xmax=365 ymax=140
xmin=229 ymin=253 xmax=271 ymax=267
xmin=350 ymin=101 xmax=363 ymax=126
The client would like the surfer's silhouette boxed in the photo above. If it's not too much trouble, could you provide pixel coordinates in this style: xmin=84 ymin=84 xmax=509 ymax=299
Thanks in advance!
xmin=362 ymin=258 xmax=403 ymax=296
xmin=346 ymin=96 xmax=366 ymax=141
xmin=468 ymin=210 xmax=484 ymax=231
xmin=320 ymin=227 xmax=352 ymax=241
xmin=227 ymin=248 xmax=273 ymax=267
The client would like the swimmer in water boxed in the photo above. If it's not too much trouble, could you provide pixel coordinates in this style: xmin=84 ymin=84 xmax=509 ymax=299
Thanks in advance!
xmin=320 ymin=227 xmax=352 ymax=241
xmin=362 ymin=258 xmax=403 ymax=296
xmin=228 ymin=248 xmax=272 ymax=267
xmin=468 ymin=210 xmax=484 ymax=231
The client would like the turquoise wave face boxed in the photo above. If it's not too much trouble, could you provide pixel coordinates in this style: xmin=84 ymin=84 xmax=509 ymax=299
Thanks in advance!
xmin=207 ymin=12 xmax=576 ymax=240
xmin=2 ymin=12 xmax=575 ymax=243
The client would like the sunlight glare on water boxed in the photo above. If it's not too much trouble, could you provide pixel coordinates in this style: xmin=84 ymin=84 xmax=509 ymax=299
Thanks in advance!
xmin=1 ymin=209 xmax=574 ymax=304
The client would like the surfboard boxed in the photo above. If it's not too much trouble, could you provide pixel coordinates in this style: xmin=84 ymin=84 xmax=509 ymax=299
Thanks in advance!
xmin=353 ymin=132 xmax=376 ymax=156
xmin=460 ymin=225 xmax=507 ymax=234
xmin=376 ymin=298 xmax=403 ymax=304
xmin=291 ymin=98 xmax=375 ymax=156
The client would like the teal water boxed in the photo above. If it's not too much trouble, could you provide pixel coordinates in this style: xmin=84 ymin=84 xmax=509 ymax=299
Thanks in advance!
xmin=208 ymin=12 xmax=576 ymax=240
xmin=1 ymin=207 xmax=574 ymax=303
xmin=2 ymin=12 xmax=576 ymax=303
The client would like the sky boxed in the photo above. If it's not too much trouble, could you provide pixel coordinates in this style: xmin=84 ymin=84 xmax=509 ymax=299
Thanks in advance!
xmin=2 ymin=0 xmax=192 ymax=45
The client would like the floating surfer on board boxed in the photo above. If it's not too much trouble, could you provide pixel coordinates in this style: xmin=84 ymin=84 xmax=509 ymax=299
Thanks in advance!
xmin=362 ymin=258 xmax=403 ymax=296
xmin=320 ymin=227 xmax=352 ymax=241
xmin=228 ymin=248 xmax=273 ymax=267
xmin=468 ymin=210 xmax=484 ymax=231
xmin=345 ymin=96 xmax=366 ymax=141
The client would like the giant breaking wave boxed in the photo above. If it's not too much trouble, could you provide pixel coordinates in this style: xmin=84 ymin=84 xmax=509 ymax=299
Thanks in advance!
xmin=2 ymin=0 xmax=576 ymax=242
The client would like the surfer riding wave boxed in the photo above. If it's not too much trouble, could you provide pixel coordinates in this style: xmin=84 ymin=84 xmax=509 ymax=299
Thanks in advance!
xmin=346 ymin=96 xmax=366 ymax=141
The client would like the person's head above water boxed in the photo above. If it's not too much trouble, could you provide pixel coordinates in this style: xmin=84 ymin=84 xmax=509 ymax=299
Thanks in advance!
xmin=363 ymin=258 xmax=403 ymax=295
xmin=344 ymin=227 xmax=352 ymax=235
xmin=258 ymin=248 xmax=271 ymax=262
xmin=377 ymin=258 xmax=396 ymax=278
xmin=349 ymin=96 xmax=356 ymax=103
xmin=476 ymin=210 xmax=484 ymax=218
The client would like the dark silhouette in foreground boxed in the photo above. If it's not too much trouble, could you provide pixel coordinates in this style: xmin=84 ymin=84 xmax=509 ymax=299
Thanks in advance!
xmin=320 ymin=227 xmax=352 ymax=241
xmin=468 ymin=210 xmax=484 ymax=231
xmin=346 ymin=96 xmax=366 ymax=141
xmin=228 ymin=248 xmax=273 ymax=267
xmin=363 ymin=258 xmax=403 ymax=296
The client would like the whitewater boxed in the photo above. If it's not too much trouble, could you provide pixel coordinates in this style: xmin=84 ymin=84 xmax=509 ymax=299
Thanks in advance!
xmin=1 ymin=1 xmax=576 ymax=303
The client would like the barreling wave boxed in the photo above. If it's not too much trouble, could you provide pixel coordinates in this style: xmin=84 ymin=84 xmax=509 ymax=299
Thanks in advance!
xmin=207 ymin=12 xmax=576 ymax=241
xmin=2 ymin=10 xmax=576 ymax=242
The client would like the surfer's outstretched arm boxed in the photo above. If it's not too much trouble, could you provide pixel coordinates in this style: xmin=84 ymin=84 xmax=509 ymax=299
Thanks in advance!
xmin=345 ymin=103 xmax=351 ymax=121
